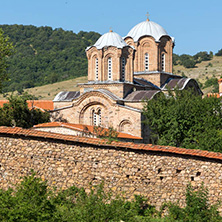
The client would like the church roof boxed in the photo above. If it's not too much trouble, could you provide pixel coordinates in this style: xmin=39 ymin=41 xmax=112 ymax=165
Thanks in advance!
xmin=161 ymin=78 xmax=203 ymax=95
xmin=125 ymin=20 xmax=173 ymax=42
xmin=161 ymin=78 xmax=187 ymax=90
xmin=134 ymin=78 xmax=160 ymax=89
xmin=124 ymin=90 xmax=161 ymax=101
xmin=87 ymin=31 xmax=128 ymax=50
xmin=53 ymin=91 xmax=80 ymax=102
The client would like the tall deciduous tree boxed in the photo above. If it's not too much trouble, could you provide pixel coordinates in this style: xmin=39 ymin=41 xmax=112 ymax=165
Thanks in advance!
xmin=0 ymin=29 xmax=13 ymax=91
xmin=0 ymin=94 xmax=50 ymax=128
xmin=143 ymin=90 xmax=222 ymax=152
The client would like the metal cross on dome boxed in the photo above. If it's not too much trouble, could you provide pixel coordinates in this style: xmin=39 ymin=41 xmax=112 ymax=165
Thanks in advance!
xmin=146 ymin=12 xmax=150 ymax=21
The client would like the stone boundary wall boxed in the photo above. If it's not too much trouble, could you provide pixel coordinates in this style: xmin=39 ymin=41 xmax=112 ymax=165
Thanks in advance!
xmin=0 ymin=126 xmax=222 ymax=211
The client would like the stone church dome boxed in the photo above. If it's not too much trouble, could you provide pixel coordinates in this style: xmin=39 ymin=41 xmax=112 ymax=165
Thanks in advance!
xmin=126 ymin=20 xmax=171 ymax=42
xmin=92 ymin=30 xmax=128 ymax=49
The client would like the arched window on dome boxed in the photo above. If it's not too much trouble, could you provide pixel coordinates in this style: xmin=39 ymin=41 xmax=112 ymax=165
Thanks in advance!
xmin=161 ymin=53 xmax=165 ymax=71
xmin=121 ymin=57 xmax=126 ymax=81
xmin=144 ymin=53 xmax=149 ymax=71
xmin=95 ymin=58 xmax=98 ymax=81
xmin=108 ymin=57 xmax=112 ymax=80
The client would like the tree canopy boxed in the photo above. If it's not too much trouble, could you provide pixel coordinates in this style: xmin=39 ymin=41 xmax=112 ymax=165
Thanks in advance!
xmin=0 ymin=28 xmax=13 ymax=92
xmin=0 ymin=25 xmax=100 ymax=93
xmin=0 ymin=93 xmax=50 ymax=128
xmin=143 ymin=90 xmax=222 ymax=152
xmin=173 ymin=51 xmax=213 ymax=68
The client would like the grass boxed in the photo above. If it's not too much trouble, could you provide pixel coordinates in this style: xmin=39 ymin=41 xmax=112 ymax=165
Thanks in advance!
xmin=0 ymin=76 xmax=88 ymax=100
xmin=173 ymin=55 xmax=222 ymax=94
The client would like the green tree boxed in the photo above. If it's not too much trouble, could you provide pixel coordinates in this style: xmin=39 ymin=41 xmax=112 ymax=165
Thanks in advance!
xmin=180 ymin=54 xmax=197 ymax=68
xmin=204 ymin=77 xmax=219 ymax=93
xmin=164 ymin=184 xmax=221 ymax=222
xmin=0 ymin=25 xmax=100 ymax=93
xmin=143 ymin=89 xmax=222 ymax=152
xmin=0 ymin=93 xmax=50 ymax=128
xmin=0 ymin=28 xmax=13 ymax=91
xmin=215 ymin=48 xmax=222 ymax=56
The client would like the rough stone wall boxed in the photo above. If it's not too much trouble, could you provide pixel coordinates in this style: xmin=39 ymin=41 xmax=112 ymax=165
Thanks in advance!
xmin=0 ymin=135 xmax=222 ymax=211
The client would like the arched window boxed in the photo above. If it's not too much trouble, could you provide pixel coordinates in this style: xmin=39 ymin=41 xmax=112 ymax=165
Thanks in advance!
xmin=145 ymin=53 xmax=149 ymax=71
xmin=92 ymin=110 xmax=97 ymax=126
xmin=92 ymin=109 xmax=101 ymax=126
xmin=108 ymin=57 xmax=112 ymax=80
xmin=95 ymin=58 xmax=98 ymax=80
xmin=121 ymin=57 xmax=126 ymax=81
xmin=98 ymin=109 xmax=101 ymax=126
xmin=161 ymin=53 xmax=165 ymax=71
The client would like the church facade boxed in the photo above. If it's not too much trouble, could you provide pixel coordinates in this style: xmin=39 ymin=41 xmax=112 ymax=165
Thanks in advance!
xmin=52 ymin=17 xmax=202 ymax=143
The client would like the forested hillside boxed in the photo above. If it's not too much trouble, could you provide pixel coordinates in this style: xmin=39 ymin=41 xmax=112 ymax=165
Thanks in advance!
xmin=0 ymin=25 xmax=100 ymax=93
xmin=1 ymin=24 xmax=222 ymax=94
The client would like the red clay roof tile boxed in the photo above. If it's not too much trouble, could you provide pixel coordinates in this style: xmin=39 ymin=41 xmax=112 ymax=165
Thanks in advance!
xmin=1 ymin=126 xmax=222 ymax=161
xmin=33 ymin=122 xmax=142 ymax=140
xmin=0 ymin=100 xmax=53 ymax=111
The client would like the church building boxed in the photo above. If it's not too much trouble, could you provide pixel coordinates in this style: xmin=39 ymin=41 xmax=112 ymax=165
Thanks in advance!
xmin=52 ymin=16 xmax=202 ymax=143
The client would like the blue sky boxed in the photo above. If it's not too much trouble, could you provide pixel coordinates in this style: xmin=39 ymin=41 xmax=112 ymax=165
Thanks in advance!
xmin=0 ymin=0 xmax=221 ymax=55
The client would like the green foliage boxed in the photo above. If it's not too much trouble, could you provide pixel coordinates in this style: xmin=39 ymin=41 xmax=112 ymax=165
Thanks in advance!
xmin=0 ymin=25 xmax=100 ymax=93
xmin=0 ymin=28 xmax=14 ymax=92
xmin=0 ymin=93 xmax=50 ymax=128
xmin=93 ymin=126 xmax=119 ymax=143
xmin=173 ymin=53 xmax=180 ymax=66
xmin=215 ymin=49 xmax=222 ymax=56
xmin=193 ymin=51 xmax=213 ymax=63
xmin=143 ymin=89 xmax=222 ymax=152
xmin=179 ymin=54 xmax=197 ymax=68
xmin=163 ymin=184 xmax=221 ymax=222
xmin=0 ymin=173 xmax=221 ymax=221
xmin=0 ymin=173 xmax=158 ymax=221
xmin=0 ymin=172 xmax=55 ymax=221
xmin=173 ymin=51 xmax=213 ymax=69
xmin=204 ymin=77 xmax=219 ymax=92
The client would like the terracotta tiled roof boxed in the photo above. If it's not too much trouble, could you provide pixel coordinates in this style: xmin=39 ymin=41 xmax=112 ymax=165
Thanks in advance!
xmin=0 ymin=100 xmax=9 ymax=107
xmin=33 ymin=122 xmax=142 ymax=140
xmin=0 ymin=126 xmax=222 ymax=161
xmin=0 ymin=100 xmax=53 ymax=111
xmin=218 ymin=78 xmax=222 ymax=83
xmin=207 ymin=93 xmax=220 ymax=98
xmin=27 ymin=100 xmax=54 ymax=111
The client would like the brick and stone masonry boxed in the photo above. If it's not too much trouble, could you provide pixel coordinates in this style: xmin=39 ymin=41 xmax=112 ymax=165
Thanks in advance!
xmin=0 ymin=126 xmax=222 ymax=211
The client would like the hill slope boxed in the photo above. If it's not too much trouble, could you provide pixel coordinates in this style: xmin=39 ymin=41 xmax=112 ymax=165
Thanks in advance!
xmin=174 ymin=55 xmax=222 ymax=94
xmin=0 ymin=76 xmax=88 ymax=100
xmin=0 ymin=25 xmax=100 ymax=93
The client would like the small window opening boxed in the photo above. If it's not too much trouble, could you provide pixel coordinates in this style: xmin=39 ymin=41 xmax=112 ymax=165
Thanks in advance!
xmin=161 ymin=53 xmax=165 ymax=71
xmin=121 ymin=57 xmax=125 ymax=81
xmin=95 ymin=58 xmax=98 ymax=80
xmin=108 ymin=57 xmax=112 ymax=80
xmin=145 ymin=53 xmax=149 ymax=71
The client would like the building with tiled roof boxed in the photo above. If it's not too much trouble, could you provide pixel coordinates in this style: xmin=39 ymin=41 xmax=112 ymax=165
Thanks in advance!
xmin=207 ymin=78 xmax=222 ymax=98
xmin=52 ymin=15 xmax=202 ymax=143
xmin=0 ymin=100 xmax=54 ymax=111
xmin=32 ymin=122 xmax=142 ymax=142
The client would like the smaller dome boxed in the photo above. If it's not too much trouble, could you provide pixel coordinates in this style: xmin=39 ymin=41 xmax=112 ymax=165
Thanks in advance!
xmin=93 ymin=31 xmax=128 ymax=50
xmin=126 ymin=20 xmax=171 ymax=42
